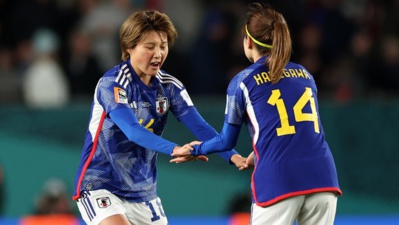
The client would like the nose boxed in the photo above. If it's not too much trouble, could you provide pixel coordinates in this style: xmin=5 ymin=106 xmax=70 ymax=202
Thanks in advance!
xmin=154 ymin=47 xmax=162 ymax=58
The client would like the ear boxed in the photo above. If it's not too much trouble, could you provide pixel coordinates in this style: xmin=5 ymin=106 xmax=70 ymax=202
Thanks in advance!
xmin=246 ymin=36 xmax=253 ymax=49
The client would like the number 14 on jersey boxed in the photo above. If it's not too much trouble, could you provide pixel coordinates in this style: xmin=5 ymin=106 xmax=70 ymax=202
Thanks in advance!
xmin=267 ymin=87 xmax=319 ymax=136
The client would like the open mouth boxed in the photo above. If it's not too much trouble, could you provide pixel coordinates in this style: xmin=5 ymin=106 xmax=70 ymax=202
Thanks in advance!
xmin=150 ymin=62 xmax=160 ymax=69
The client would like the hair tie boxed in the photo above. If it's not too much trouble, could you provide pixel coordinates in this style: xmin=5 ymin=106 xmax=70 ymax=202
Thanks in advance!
xmin=245 ymin=25 xmax=272 ymax=49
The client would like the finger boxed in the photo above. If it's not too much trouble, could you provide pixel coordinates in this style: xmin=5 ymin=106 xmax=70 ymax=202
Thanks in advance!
xmin=189 ymin=140 xmax=202 ymax=146
xmin=184 ymin=144 xmax=194 ymax=150
xmin=197 ymin=156 xmax=209 ymax=162
xmin=170 ymin=157 xmax=184 ymax=163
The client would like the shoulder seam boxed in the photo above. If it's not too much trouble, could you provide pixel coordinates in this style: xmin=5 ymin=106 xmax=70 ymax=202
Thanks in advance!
xmin=156 ymin=71 xmax=183 ymax=89
xmin=115 ymin=63 xmax=131 ymax=88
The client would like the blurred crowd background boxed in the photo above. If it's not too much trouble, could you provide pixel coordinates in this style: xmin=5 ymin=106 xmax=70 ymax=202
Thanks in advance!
xmin=1 ymin=0 xmax=399 ymax=223
xmin=0 ymin=0 xmax=399 ymax=108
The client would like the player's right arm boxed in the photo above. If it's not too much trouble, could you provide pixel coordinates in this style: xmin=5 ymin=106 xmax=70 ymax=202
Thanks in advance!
xmin=110 ymin=108 xmax=193 ymax=155
xmin=96 ymin=71 xmax=191 ymax=156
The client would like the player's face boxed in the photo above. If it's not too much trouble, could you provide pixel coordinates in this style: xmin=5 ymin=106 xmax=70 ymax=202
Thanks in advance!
xmin=129 ymin=31 xmax=169 ymax=80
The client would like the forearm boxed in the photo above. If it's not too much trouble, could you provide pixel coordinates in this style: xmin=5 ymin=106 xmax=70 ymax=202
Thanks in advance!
xmin=191 ymin=122 xmax=241 ymax=156
xmin=110 ymin=108 xmax=177 ymax=155
xmin=180 ymin=108 xmax=239 ymax=161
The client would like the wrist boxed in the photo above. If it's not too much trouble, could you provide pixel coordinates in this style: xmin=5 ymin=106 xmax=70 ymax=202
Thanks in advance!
xmin=190 ymin=145 xmax=201 ymax=156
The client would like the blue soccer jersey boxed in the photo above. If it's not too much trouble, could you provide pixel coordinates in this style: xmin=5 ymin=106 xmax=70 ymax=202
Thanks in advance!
xmin=194 ymin=56 xmax=342 ymax=206
xmin=73 ymin=60 xmax=237 ymax=202
xmin=227 ymin=57 xmax=341 ymax=206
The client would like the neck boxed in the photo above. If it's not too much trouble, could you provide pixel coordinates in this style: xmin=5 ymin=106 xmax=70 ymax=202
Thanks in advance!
xmin=252 ymin=51 xmax=263 ymax=63
xmin=138 ymin=74 xmax=152 ymax=86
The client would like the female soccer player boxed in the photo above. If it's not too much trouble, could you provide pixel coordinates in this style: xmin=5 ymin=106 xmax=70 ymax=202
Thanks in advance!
xmin=72 ymin=10 xmax=246 ymax=225
xmin=172 ymin=3 xmax=342 ymax=225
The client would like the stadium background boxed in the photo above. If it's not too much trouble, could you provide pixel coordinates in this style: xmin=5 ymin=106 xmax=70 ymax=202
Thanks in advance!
xmin=1 ymin=0 xmax=399 ymax=224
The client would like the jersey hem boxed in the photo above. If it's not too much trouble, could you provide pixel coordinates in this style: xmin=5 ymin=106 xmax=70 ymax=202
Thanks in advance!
xmin=254 ymin=187 xmax=342 ymax=207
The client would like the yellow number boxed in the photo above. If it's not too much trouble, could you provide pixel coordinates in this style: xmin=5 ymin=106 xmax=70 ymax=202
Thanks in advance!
xmin=293 ymin=87 xmax=319 ymax=133
xmin=139 ymin=119 xmax=154 ymax=132
xmin=267 ymin=90 xmax=296 ymax=136
xmin=268 ymin=87 xmax=319 ymax=136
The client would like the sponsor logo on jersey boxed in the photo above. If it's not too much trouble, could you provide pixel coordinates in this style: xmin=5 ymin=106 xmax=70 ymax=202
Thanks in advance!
xmin=156 ymin=97 xmax=168 ymax=115
xmin=96 ymin=197 xmax=111 ymax=208
xmin=114 ymin=87 xmax=128 ymax=104
xmin=142 ymin=102 xmax=152 ymax=108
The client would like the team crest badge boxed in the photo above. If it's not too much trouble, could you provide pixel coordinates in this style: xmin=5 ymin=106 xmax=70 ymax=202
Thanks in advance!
xmin=96 ymin=197 xmax=111 ymax=208
xmin=156 ymin=97 xmax=169 ymax=115
xmin=114 ymin=87 xmax=128 ymax=104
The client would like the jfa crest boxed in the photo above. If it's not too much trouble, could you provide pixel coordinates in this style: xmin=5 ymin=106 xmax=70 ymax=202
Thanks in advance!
xmin=96 ymin=197 xmax=111 ymax=208
xmin=156 ymin=97 xmax=169 ymax=115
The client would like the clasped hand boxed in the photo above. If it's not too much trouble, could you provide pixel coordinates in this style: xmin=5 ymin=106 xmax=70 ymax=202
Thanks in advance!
xmin=170 ymin=141 xmax=207 ymax=163
xmin=170 ymin=141 xmax=255 ymax=171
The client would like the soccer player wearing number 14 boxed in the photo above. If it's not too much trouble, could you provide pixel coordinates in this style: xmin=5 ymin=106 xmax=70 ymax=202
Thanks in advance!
xmin=172 ymin=3 xmax=342 ymax=225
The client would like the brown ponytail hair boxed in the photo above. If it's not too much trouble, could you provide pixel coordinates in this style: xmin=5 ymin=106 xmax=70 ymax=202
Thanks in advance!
xmin=244 ymin=3 xmax=292 ymax=84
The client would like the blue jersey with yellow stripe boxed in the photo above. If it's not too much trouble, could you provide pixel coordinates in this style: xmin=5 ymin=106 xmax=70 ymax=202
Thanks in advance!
xmin=225 ymin=56 xmax=341 ymax=206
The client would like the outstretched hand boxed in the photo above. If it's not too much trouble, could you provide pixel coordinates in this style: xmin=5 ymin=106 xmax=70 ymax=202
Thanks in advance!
xmin=230 ymin=152 xmax=255 ymax=170
xmin=171 ymin=141 xmax=202 ymax=157
xmin=170 ymin=155 xmax=208 ymax=163
xmin=170 ymin=141 xmax=206 ymax=164
xmin=230 ymin=154 xmax=249 ymax=170
xmin=245 ymin=151 xmax=255 ymax=168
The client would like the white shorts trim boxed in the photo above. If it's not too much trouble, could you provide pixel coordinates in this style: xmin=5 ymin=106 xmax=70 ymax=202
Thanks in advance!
xmin=76 ymin=190 xmax=168 ymax=225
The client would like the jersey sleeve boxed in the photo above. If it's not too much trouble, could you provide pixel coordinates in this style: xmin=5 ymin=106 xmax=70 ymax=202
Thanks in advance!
xmin=96 ymin=76 xmax=132 ymax=115
xmin=225 ymin=75 xmax=247 ymax=125
xmin=169 ymin=87 xmax=195 ymax=120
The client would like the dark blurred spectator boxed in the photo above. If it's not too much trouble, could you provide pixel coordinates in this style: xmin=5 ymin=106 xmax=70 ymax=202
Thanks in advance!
xmin=0 ymin=46 xmax=22 ymax=104
xmin=308 ymin=0 xmax=355 ymax=64
xmin=294 ymin=22 xmax=324 ymax=85
xmin=318 ymin=27 xmax=375 ymax=102
xmin=189 ymin=2 xmax=237 ymax=94
xmin=77 ymin=0 xmax=135 ymax=72
xmin=319 ymin=56 xmax=357 ymax=102
xmin=347 ymin=28 xmax=375 ymax=98
xmin=33 ymin=178 xmax=73 ymax=215
xmin=368 ymin=35 xmax=399 ymax=96
xmin=383 ymin=0 xmax=399 ymax=36
xmin=0 ymin=0 xmax=78 ymax=50
xmin=0 ymin=0 xmax=399 ymax=102
xmin=20 ymin=178 xmax=78 ymax=225
xmin=61 ymin=28 xmax=102 ymax=101
xmin=227 ymin=191 xmax=251 ymax=225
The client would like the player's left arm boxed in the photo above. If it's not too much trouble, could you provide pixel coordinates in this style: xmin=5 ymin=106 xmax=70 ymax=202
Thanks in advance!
xmin=179 ymin=107 xmax=242 ymax=164
xmin=180 ymin=107 xmax=245 ymax=165
xmin=187 ymin=120 xmax=240 ymax=155
xmin=172 ymin=120 xmax=249 ymax=169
